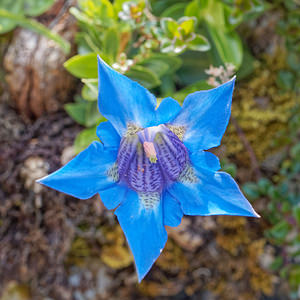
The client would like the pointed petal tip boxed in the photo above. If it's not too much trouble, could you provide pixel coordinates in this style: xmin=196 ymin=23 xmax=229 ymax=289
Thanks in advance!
xmin=136 ymin=254 xmax=160 ymax=283
xmin=137 ymin=273 xmax=144 ymax=283
xmin=242 ymin=209 xmax=260 ymax=218
xmin=224 ymin=75 xmax=236 ymax=87
xmin=97 ymin=55 xmax=110 ymax=70
xmin=253 ymin=211 xmax=261 ymax=218
xmin=36 ymin=176 xmax=47 ymax=185
xmin=97 ymin=54 xmax=102 ymax=62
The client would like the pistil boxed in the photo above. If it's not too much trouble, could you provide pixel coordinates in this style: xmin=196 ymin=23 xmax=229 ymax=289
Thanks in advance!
xmin=143 ymin=141 xmax=157 ymax=163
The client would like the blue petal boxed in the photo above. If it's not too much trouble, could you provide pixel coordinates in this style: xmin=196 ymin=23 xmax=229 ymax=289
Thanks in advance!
xmin=115 ymin=189 xmax=167 ymax=282
xmin=97 ymin=56 xmax=157 ymax=135
xmin=96 ymin=121 xmax=120 ymax=149
xmin=189 ymin=150 xmax=221 ymax=171
xmin=155 ymin=97 xmax=181 ymax=125
xmin=37 ymin=141 xmax=118 ymax=199
xmin=99 ymin=184 xmax=127 ymax=209
xmin=169 ymin=168 xmax=259 ymax=218
xmin=163 ymin=191 xmax=183 ymax=227
xmin=172 ymin=77 xmax=235 ymax=151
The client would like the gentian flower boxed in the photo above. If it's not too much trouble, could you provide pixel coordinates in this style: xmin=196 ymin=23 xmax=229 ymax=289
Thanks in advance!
xmin=38 ymin=56 xmax=259 ymax=282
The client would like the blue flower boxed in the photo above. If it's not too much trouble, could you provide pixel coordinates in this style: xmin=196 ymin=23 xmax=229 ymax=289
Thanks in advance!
xmin=38 ymin=56 xmax=260 ymax=282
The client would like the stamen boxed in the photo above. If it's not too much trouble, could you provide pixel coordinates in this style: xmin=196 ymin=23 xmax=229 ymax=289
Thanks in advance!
xmin=143 ymin=142 xmax=157 ymax=163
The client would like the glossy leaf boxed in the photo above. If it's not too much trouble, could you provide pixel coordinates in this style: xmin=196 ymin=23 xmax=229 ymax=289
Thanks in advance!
xmin=188 ymin=34 xmax=210 ymax=51
xmin=160 ymin=18 xmax=178 ymax=38
xmin=65 ymin=100 xmax=104 ymax=127
xmin=24 ymin=0 xmax=55 ymax=17
xmin=103 ymin=27 xmax=120 ymax=63
xmin=64 ymin=53 xmax=98 ymax=78
xmin=126 ymin=65 xmax=161 ymax=89
xmin=178 ymin=17 xmax=196 ymax=36
xmin=139 ymin=53 xmax=182 ymax=75
xmin=82 ymin=79 xmax=98 ymax=101
xmin=74 ymin=126 xmax=99 ymax=153
xmin=161 ymin=2 xmax=188 ymax=19
xmin=207 ymin=25 xmax=243 ymax=67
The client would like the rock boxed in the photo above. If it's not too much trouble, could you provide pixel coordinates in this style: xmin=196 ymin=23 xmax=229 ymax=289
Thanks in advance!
xmin=3 ymin=0 xmax=77 ymax=119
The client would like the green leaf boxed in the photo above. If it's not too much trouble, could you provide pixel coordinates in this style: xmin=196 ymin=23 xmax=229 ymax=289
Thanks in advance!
xmin=176 ymin=50 xmax=212 ymax=85
xmin=65 ymin=102 xmax=88 ymax=126
xmin=160 ymin=75 xmax=176 ymax=96
xmin=160 ymin=17 xmax=179 ymax=38
xmin=173 ymin=38 xmax=187 ymax=54
xmin=70 ymin=7 xmax=94 ymax=25
xmin=24 ymin=0 xmax=55 ymax=17
xmin=188 ymin=34 xmax=210 ymax=52
xmin=81 ymin=79 xmax=98 ymax=101
xmin=160 ymin=39 xmax=175 ymax=53
xmin=221 ymin=162 xmax=237 ymax=178
xmin=173 ymin=80 xmax=212 ymax=103
xmin=79 ymin=0 xmax=115 ymax=20
xmin=236 ymin=46 xmax=255 ymax=79
xmin=139 ymin=53 xmax=182 ymax=76
xmin=85 ymin=101 xmax=104 ymax=127
xmin=103 ymin=27 xmax=120 ymax=63
xmin=64 ymin=53 xmax=98 ymax=78
xmin=184 ymin=1 xmax=198 ymax=18
xmin=74 ymin=126 xmax=99 ymax=154
xmin=114 ymin=0 xmax=129 ymax=12
xmin=161 ymin=3 xmax=188 ymax=19
xmin=0 ymin=0 xmax=23 ymax=33
xmin=126 ymin=65 xmax=161 ymax=89
xmin=0 ymin=8 xmax=70 ymax=53
xmin=151 ymin=0 xmax=183 ymax=16
xmin=138 ymin=60 xmax=169 ymax=78
xmin=178 ymin=17 xmax=196 ymax=36
xmin=207 ymin=25 xmax=243 ymax=67
xmin=65 ymin=100 xmax=103 ymax=127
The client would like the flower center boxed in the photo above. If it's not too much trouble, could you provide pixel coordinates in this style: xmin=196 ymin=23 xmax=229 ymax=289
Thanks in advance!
xmin=116 ymin=124 xmax=188 ymax=193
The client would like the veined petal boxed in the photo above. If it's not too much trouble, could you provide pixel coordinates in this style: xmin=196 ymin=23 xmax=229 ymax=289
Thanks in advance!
xmin=99 ymin=184 xmax=128 ymax=210
xmin=168 ymin=166 xmax=259 ymax=218
xmin=163 ymin=191 xmax=183 ymax=227
xmin=97 ymin=56 xmax=157 ymax=136
xmin=97 ymin=121 xmax=120 ymax=149
xmin=37 ymin=142 xmax=117 ymax=199
xmin=115 ymin=189 xmax=167 ymax=282
xmin=189 ymin=150 xmax=221 ymax=171
xmin=155 ymin=97 xmax=181 ymax=125
xmin=172 ymin=77 xmax=235 ymax=151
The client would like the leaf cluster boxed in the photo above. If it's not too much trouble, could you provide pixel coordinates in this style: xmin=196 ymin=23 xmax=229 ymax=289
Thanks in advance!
xmin=64 ymin=0 xmax=264 ymax=151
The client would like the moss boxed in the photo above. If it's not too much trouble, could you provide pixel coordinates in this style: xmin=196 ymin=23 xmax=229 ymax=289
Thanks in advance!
xmin=101 ymin=225 xmax=133 ymax=269
xmin=65 ymin=237 xmax=92 ymax=266
xmin=224 ymin=50 xmax=297 ymax=163
xmin=156 ymin=239 xmax=188 ymax=273
xmin=210 ymin=216 xmax=274 ymax=298
xmin=101 ymin=245 xmax=132 ymax=269
xmin=1 ymin=282 xmax=31 ymax=300
xmin=101 ymin=225 xmax=132 ymax=269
